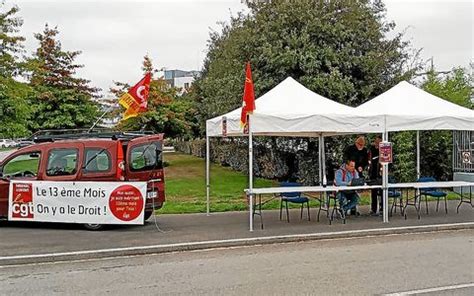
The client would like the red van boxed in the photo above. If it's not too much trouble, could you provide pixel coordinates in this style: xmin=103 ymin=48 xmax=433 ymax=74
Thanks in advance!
xmin=0 ymin=130 xmax=165 ymax=229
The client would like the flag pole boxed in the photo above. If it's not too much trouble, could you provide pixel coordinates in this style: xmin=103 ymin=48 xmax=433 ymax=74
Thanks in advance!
xmin=88 ymin=106 xmax=113 ymax=133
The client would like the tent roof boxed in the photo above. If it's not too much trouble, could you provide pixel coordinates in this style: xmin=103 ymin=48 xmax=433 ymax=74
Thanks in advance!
xmin=206 ymin=79 xmax=473 ymax=137
xmin=208 ymin=77 xmax=353 ymax=120
xmin=356 ymin=81 xmax=474 ymax=132
xmin=206 ymin=77 xmax=371 ymax=137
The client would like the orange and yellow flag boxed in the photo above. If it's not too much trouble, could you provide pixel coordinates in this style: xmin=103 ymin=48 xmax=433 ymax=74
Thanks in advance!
xmin=119 ymin=73 xmax=151 ymax=120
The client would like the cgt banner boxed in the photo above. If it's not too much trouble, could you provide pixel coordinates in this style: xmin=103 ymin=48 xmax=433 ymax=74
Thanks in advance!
xmin=8 ymin=180 xmax=147 ymax=225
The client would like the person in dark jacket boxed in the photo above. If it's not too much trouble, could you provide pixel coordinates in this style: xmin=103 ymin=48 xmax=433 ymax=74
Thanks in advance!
xmin=368 ymin=136 xmax=382 ymax=215
xmin=344 ymin=136 xmax=369 ymax=178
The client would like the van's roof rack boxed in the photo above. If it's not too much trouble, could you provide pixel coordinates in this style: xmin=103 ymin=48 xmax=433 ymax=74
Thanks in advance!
xmin=30 ymin=129 xmax=156 ymax=143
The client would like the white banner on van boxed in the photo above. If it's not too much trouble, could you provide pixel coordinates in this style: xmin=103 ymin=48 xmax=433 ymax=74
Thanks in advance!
xmin=8 ymin=180 xmax=147 ymax=225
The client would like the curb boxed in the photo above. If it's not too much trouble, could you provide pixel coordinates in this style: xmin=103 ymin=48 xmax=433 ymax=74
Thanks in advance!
xmin=1 ymin=222 xmax=473 ymax=266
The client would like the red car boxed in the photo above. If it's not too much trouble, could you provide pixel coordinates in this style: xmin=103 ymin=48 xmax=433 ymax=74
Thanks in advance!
xmin=0 ymin=130 xmax=165 ymax=229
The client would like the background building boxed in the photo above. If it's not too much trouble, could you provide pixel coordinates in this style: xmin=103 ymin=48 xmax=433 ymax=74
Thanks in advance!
xmin=163 ymin=69 xmax=199 ymax=94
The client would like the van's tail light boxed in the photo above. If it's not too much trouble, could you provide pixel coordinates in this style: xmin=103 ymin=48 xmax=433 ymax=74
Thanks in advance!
xmin=116 ymin=140 xmax=125 ymax=181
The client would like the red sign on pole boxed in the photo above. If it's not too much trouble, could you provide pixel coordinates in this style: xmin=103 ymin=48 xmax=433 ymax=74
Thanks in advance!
xmin=379 ymin=142 xmax=393 ymax=163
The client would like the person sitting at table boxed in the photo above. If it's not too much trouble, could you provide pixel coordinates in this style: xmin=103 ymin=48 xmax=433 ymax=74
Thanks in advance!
xmin=334 ymin=159 xmax=360 ymax=216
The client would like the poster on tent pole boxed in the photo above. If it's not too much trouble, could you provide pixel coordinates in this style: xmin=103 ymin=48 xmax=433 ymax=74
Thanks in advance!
xmin=379 ymin=142 xmax=393 ymax=164
xmin=8 ymin=180 xmax=147 ymax=224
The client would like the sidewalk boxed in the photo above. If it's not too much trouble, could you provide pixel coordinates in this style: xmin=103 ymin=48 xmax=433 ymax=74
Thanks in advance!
xmin=0 ymin=200 xmax=473 ymax=264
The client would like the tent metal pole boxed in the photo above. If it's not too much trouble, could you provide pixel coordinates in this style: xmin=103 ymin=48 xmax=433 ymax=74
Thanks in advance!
xmin=321 ymin=135 xmax=327 ymax=207
xmin=318 ymin=134 xmax=323 ymax=185
xmin=382 ymin=115 xmax=389 ymax=223
xmin=416 ymin=131 xmax=420 ymax=179
xmin=248 ymin=116 xmax=254 ymax=232
xmin=382 ymin=131 xmax=389 ymax=223
xmin=322 ymin=136 xmax=326 ymax=180
xmin=206 ymin=135 xmax=210 ymax=216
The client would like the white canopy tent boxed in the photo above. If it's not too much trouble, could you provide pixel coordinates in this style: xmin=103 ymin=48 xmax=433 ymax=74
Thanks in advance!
xmin=355 ymin=81 xmax=474 ymax=180
xmin=355 ymin=81 xmax=474 ymax=223
xmin=205 ymin=78 xmax=474 ymax=230
xmin=205 ymin=77 xmax=373 ymax=229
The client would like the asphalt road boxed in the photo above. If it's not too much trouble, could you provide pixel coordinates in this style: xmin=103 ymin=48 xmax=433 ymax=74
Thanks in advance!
xmin=1 ymin=230 xmax=473 ymax=295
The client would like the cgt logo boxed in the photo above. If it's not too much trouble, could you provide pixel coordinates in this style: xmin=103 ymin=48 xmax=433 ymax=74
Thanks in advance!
xmin=11 ymin=183 xmax=34 ymax=218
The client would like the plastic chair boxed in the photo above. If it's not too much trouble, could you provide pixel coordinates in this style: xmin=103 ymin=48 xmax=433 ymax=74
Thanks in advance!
xmin=388 ymin=176 xmax=403 ymax=216
xmin=417 ymin=176 xmax=448 ymax=214
xmin=279 ymin=182 xmax=310 ymax=222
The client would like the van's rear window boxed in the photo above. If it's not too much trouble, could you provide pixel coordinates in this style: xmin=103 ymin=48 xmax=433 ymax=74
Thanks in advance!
xmin=130 ymin=142 xmax=162 ymax=171
xmin=84 ymin=148 xmax=112 ymax=173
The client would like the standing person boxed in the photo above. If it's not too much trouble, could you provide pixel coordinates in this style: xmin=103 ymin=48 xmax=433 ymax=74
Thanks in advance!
xmin=344 ymin=136 xmax=369 ymax=178
xmin=334 ymin=159 xmax=360 ymax=216
xmin=368 ymin=136 xmax=383 ymax=215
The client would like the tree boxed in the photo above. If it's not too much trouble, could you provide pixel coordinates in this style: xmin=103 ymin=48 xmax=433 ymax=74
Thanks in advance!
xmin=422 ymin=67 xmax=472 ymax=109
xmin=0 ymin=1 xmax=25 ymax=77
xmin=191 ymin=0 xmax=421 ymax=183
xmin=0 ymin=2 xmax=31 ymax=138
xmin=194 ymin=0 xmax=420 ymax=135
xmin=27 ymin=24 xmax=99 ymax=130
xmin=0 ymin=77 xmax=31 ymax=138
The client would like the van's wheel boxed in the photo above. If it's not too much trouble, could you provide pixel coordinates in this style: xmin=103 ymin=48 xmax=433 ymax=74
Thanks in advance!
xmin=84 ymin=223 xmax=104 ymax=231
xmin=144 ymin=210 xmax=154 ymax=221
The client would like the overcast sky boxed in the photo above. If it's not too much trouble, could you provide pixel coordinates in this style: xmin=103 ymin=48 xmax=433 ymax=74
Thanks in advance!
xmin=6 ymin=0 xmax=473 ymax=97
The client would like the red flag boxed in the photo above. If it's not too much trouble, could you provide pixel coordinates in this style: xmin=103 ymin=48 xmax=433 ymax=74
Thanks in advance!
xmin=129 ymin=72 xmax=151 ymax=111
xmin=119 ymin=73 xmax=151 ymax=120
xmin=240 ymin=62 xmax=255 ymax=129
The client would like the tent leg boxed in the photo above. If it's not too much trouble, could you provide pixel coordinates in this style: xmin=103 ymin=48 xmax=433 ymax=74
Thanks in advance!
xmin=322 ymin=136 xmax=326 ymax=180
xmin=249 ymin=119 xmax=254 ymax=232
xmin=416 ymin=131 xmax=421 ymax=203
xmin=318 ymin=135 xmax=323 ymax=185
xmin=206 ymin=135 xmax=210 ymax=216
xmin=321 ymin=135 xmax=327 ymax=208
xmin=382 ymin=132 xmax=389 ymax=223
xmin=416 ymin=131 xmax=420 ymax=179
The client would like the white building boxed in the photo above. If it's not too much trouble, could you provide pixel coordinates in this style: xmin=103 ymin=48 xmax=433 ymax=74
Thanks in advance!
xmin=163 ymin=69 xmax=199 ymax=94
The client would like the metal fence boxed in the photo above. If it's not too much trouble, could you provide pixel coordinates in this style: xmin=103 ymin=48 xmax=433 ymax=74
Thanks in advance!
xmin=453 ymin=130 xmax=474 ymax=172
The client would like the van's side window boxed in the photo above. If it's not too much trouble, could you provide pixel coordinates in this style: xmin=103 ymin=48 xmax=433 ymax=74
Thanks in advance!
xmin=2 ymin=152 xmax=41 ymax=178
xmin=130 ymin=142 xmax=162 ymax=171
xmin=46 ymin=149 xmax=78 ymax=176
xmin=84 ymin=148 xmax=111 ymax=173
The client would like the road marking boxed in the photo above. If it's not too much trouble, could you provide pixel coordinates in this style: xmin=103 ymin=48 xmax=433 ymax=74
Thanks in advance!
xmin=384 ymin=283 xmax=474 ymax=295
xmin=0 ymin=222 xmax=473 ymax=265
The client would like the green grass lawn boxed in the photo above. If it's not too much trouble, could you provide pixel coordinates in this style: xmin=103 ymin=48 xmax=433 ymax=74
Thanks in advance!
xmin=161 ymin=152 xmax=278 ymax=214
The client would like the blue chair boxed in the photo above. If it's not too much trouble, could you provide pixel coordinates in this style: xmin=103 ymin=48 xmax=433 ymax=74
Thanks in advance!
xmin=417 ymin=177 xmax=448 ymax=214
xmin=279 ymin=182 xmax=310 ymax=223
xmin=388 ymin=176 xmax=403 ymax=216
